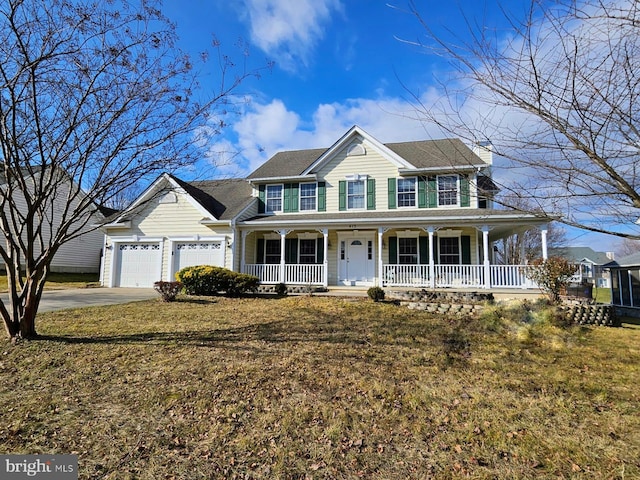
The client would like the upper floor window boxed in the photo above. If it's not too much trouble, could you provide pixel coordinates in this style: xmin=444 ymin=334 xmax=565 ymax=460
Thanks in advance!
xmin=300 ymin=183 xmax=316 ymax=211
xmin=397 ymin=177 xmax=416 ymax=207
xmin=438 ymin=175 xmax=459 ymax=207
xmin=348 ymin=179 xmax=365 ymax=209
xmin=266 ymin=184 xmax=283 ymax=213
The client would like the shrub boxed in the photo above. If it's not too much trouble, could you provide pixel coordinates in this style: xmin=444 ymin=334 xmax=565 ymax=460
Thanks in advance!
xmin=367 ymin=286 xmax=385 ymax=302
xmin=175 ymin=266 xmax=259 ymax=297
xmin=524 ymin=256 xmax=578 ymax=304
xmin=274 ymin=283 xmax=288 ymax=296
xmin=153 ymin=281 xmax=182 ymax=302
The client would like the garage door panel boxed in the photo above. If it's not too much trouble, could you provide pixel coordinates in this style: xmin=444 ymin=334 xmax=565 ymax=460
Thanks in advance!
xmin=115 ymin=243 xmax=162 ymax=287
xmin=175 ymin=242 xmax=224 ymax=271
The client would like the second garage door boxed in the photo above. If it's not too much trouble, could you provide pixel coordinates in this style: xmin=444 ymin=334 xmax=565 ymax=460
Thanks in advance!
xmin=174 ymin=241 xmax=225 ymax=272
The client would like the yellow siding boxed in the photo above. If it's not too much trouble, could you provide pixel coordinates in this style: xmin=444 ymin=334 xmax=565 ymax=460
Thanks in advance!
xmin=318 ymin=138 xmax=400 ymax=213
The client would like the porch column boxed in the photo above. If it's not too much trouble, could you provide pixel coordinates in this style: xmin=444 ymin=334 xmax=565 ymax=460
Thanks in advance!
xmin=427 ymin=227 xmax=436 ymax=289
xmin=378 ymin=227 xmax=384 ymax=287
xmin=322 ymin=228 xmax=329 ymax=288
xmin=541 ymin=225 xmax=549 ymax=260
xmin=482 ymin=226 xmax=491 ymax=289
xmin=240 ymin=230 xmax=249 ymax=274
xmin=278 ymin=229 xmax=287 ymax=284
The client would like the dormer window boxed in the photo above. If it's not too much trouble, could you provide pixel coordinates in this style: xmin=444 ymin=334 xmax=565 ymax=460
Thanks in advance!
xmin=266 ymin=184 xmax=283 ymax=213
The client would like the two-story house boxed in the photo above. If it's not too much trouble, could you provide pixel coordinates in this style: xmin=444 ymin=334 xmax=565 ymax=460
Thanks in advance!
xmin=100 ymin=126 xmax=552 ymax=289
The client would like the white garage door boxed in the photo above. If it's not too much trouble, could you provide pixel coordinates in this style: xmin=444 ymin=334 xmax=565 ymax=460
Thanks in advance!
xmin=115 ymin=243 xmax=162 ymax=287
xmin=175 ymin=241 xmax=225 ymax=272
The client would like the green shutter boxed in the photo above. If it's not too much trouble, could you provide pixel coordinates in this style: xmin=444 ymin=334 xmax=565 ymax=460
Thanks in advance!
xmin=387 ymin=178 xmax=396 ymax=209
xmin=427 ymin=176 xmax=437 ymax=208
xmin=283 ymin=183 xmax=291 ymax=213
xmin=367 ymin=178 xmax=376 ymax=210
xmin=317 ymin=182 xmax=326 ymax=212
xmin=461 ymin=235 xmax=471 ymax=265
xmin=419 ymin=236 xmax=429 ymax=264
xmin=316 ymin=238 xmax=324 ymax=264
xmin=460 ymin=176 xmax=470 ymax=207
xmin=389 ymin=236 xmax=398 ymax=264
xmin=418 ymin=176 xmax=427 ymax=208
xmin=285 ymin=238 xmax=297 ymax=264
xmin=258 ymin=185 xmax=266 ymax=214
xmin=257 ymin=238 xmax=265 ymax=263
xmin=339 ymin=180 xmax=346 ymax=211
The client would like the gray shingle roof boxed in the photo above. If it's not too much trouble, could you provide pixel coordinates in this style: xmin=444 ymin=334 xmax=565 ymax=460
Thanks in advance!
xmin=247 ymin=138 xmax=486 ymax=180
xmin=170 ymin=175 xmax=253 ymax=221
xmin=548 ymin=247 xmax=613 ymax=265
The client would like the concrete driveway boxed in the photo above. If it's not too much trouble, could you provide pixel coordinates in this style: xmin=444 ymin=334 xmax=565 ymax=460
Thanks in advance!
xmin=0 ymin=287 xmax=158 ymax=313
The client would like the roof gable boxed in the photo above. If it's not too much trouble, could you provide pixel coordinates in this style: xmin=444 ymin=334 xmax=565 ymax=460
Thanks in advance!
xmin=246 ymin=125 xmax=488 ymax=181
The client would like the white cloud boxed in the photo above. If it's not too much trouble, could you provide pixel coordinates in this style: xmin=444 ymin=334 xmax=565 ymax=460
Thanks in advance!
xmin=243 ymin=0 xmax=342 ymax=71
xmin=213 ymin=93 xmax=451 ymax=176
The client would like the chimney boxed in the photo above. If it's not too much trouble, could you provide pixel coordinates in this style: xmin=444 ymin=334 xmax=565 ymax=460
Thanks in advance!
xmin=474 ymin=140 xmax=493 ymax=166
xmin=606 ymin=251 xmax=615 ymax=261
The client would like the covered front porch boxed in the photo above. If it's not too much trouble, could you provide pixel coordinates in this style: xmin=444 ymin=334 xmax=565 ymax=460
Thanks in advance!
xmin=237 ymin=222 xmax=549 ymax=290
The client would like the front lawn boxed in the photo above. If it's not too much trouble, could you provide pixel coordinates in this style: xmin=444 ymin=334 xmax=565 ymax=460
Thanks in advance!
xmin=0 ymin=296 xmax=638 ymax=479
xmin=0 ymin=272 xmax=100 ymax=292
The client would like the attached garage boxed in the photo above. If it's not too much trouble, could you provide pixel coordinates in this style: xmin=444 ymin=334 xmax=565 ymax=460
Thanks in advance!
xmin=173 ymin=240 xmax=225 ymax=273
xmin=113 ymin=242 xmax=162 ymax=287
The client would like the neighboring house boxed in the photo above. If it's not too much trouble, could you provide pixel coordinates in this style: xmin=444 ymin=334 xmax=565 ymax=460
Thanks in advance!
xmin=606 ymin=252 xmax=640 ymax=317
xmin=0 ymin=169 xmax=110 ymax=274
xmin=101 ymin=125 xmax=552 ymax=289
xmin=549 ymin=246 xmax=614 ymax=288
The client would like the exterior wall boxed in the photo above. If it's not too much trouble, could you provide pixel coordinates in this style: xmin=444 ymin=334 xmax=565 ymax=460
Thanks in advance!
xmin=0 ymin=177 xmax=105 ymax=273
xmin=102 ymin=189 xmax=232 ymax=287
xmin=318 ymin=139 xmax=399 ymax=213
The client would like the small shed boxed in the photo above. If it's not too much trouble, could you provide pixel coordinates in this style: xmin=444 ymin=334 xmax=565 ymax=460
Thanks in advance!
xmin=606 ymin=252 xmax=640 ymax=318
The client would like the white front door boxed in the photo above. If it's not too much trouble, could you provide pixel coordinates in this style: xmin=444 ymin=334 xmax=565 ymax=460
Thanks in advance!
xmin=339 ymin=236 xmax=375 ymax=286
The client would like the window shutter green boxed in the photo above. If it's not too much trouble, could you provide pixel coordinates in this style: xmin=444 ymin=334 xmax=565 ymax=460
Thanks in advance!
xmin=339 ymin=180 xmax=346 ymax=211
xmin=317 ymin=182 xmax=326 ymax=211
xmin=419 ymin=236 xmax=429 ymax=264
xmin=460 ymin=176 xmax=470 ymax=207
xmin=387 ymin=178 xmax=396 ymax=209
xmin=291 ymin=183 xmax=299 ymax=212
xmin=389 ymin=236 xmax=397 ymax=264
xmin=283 ymin=183 xmax=291 ymax=213
xmin=427 ymin=176 xmax=437 ymax=208
xmin=285 ymin=238 xmax=297 ymax=264
xmin=418 ymin=176 xmax=427 ymax=208
xmin=257 ymin=238 xmax=265 ymax=263
xmin=316 ymin=238 xmax=324 ymax=264
xmin=367 ymin=178 xmax=376 ymax=210
xmin=258 ymin=185 xmax=266 ymax=214
xmin=461 ymin=235 xmax=471 ymax=264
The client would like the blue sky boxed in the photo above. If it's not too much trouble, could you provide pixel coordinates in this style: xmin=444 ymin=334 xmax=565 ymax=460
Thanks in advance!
xmin=160 ymin=0 xmax=621 ymax=253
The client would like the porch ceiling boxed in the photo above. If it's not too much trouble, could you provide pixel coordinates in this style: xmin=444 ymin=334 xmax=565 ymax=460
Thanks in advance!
xmin=239 ymin=208 xmax=550 ymax=239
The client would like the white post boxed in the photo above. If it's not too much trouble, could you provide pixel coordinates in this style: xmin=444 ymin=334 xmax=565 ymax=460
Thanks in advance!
xmin=482 ymin=226 xmax=491 ymax=289
xmin=378 ymin=227 xmax=384 ymax=287
xmin=279 ymin=229 xmax=287 ymax=284
xmin=240 ymin=230 xmax=249 ymax=274
xmin=322 ymin=228 xmax=329 ymax=288
xmin=427 ymin=227 xmax=435 ymax=289
xmin=541 ymin=225 xmax=548 ymax=260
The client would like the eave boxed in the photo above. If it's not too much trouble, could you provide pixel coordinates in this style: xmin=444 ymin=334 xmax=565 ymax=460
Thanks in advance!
xmin=247 ymin=174 xmax=318 ymax=184
xmin=398 ymin=164 xmax=487 ymax=175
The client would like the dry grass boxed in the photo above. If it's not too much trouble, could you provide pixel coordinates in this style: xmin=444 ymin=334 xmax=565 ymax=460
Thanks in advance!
xmin=0 ymin=272 xmax=100 ymax=292
xmin=0 ymin=295 xmax=638 ymax=479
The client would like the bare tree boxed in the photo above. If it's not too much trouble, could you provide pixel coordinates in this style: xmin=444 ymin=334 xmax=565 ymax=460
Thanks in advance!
xmin=407 ymin=0 xmax=640 ymax=239
xmin=0 ymin=0 xmax=260 ymax=340
xmin=616 ymin=237 xmax=640 ymax=257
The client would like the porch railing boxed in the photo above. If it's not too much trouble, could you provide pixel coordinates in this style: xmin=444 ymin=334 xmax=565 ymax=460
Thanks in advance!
xmin=244 ymin=263 xmax=325 ymax=285
xmin=245 ymin=263 xmax=537 ymax=289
